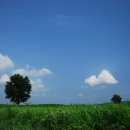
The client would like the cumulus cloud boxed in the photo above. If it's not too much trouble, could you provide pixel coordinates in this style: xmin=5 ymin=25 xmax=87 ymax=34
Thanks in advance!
xmin=0 ymin=53 xmax=52 ymax=96
xmin=0 ymin=74 xmax=10 ymax=84
xmin=12 ymin=67 xmax=52 ymax=77
xmin=31 ymin=79 xmax=47 ymax=92
xmin=12 ymin=66 xmax=52 ymax=93
xmin=85 ymin=69 xmax=118 ymax=87
xmin=0 ymin=54 xmax=14 ymax=71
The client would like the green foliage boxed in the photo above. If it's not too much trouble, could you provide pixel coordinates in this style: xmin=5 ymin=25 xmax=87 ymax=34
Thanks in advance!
xmin=0 ymin=103 xmax=130 ymax=130
xmin=111 ymin=94 xmax=122 ymax=103
xmin=5 ymin=74 xmax=32 ymax=105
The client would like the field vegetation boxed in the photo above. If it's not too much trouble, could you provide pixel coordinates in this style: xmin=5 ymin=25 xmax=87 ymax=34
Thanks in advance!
xmin=0 ymin=103 xmax=130 ymax=130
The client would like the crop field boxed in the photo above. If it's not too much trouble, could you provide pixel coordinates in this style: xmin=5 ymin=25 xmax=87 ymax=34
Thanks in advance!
xmin=0 ymin=103 xmax=130 ymax=130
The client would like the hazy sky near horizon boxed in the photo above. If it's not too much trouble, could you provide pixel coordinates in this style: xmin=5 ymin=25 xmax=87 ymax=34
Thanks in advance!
xmin=0 ymin=0 xmax=130 ymax=104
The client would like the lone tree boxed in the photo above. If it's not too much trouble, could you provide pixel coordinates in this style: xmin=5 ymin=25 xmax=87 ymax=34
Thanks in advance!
xmin=111 ymin=94 xmax=122 ymax=103
xmin=5 ymin=74 xmax=32 ymax=105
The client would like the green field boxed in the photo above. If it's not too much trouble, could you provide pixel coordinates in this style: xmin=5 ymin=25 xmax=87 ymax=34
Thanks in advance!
xmin=0 ymin=103 xmax=130 ymax=130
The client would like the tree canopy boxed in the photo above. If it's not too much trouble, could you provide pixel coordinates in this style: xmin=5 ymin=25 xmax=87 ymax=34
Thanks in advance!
xmin=111 ymin=94 xmax=122 ymax=103
xmin=5 ymin=74 xmax=32 ymax=105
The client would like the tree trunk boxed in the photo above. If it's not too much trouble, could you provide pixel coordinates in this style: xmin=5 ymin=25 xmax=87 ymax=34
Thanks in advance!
xmin=17 ymin=98 xmax=20 ymax=105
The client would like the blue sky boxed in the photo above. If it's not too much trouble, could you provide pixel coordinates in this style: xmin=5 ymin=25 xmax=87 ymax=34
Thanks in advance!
xmin=0 ymin=0 xmax=130 ymax=104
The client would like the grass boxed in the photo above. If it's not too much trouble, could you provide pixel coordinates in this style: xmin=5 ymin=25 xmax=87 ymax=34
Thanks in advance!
xmin=0 ymin=103 xmax=130 ymax=130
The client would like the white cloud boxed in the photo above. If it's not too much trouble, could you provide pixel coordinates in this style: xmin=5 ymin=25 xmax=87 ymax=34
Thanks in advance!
xmin=31 ymin=79 xmax=47 ymax=92
xmin=29 ymin=68 xmax=52 ymax=77
xmin=0 ymin=53 xmax=52 ymax=96
xmin=78 ymin=93 xmax=84 ymax=97
xmin=85 ymin=69 xmax=118 ymax=87
xmin=12 ymin=69 xmax=26 ymax=76
xmin=0 ymin=54 xmax=14 ymax=71
xmin=12 ymin=67 xmax=52 ymax=77
xmin=0 ymin=74 xmax=10 ymax=84
xmin=12 ymin=66 xmax=52 ymax=94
